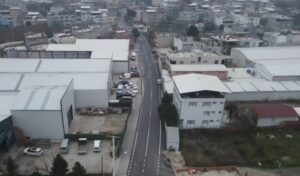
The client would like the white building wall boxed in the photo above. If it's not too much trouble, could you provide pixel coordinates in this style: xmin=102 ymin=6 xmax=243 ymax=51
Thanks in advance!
xmin=12 ymin=110 xmax=64 ymax=139
xmin=258 ymin=117 xmax=298 ymax=127
xmin=156 ymin=34 xmax=174 ymax=48
xmin=60 ymin=81 xmax=76 ymax=133
xmin=173 ymin=37 xmax=183 ymax=51
xmin=230 ymin=49 xmax=249 ymax=67
xmin=173 ymin=88 xmax=225 ymax=129
xmin=113 ymin=61 xmax=128 ymax=74
xmin=75 ymin=89 xmax=108 ymax=108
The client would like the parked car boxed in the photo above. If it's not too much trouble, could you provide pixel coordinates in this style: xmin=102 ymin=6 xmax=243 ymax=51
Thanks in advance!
xmin=157 ymin=79 xmax=162 ymax=84
xmin=93 ymin=140 xmax=102 ymax=152
xmin=24 ymin=147 xmax=43 ymax=156
xmin=118 ymin=80 xmax=129 ymax=85
xmin=77 ymin=138 xmax=88 ymax=154
xmin=131 ymin=72 xmax=140 ymax=78
xmin=119 ymin=73 xmax=131 ymax=79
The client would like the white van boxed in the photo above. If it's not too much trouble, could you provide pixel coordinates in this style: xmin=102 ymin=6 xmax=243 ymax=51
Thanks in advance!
xmin=93 ymin=140 xmax=101 ymax=152
xmin=60 ymin=139 xmax=69 ymax=154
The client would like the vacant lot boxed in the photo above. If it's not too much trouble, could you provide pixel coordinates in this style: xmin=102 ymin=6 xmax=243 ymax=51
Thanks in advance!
xmin=69 ymin=113 xmax=128 ymax=135
xmin=180 ymin=128 xmax=300 ymax=168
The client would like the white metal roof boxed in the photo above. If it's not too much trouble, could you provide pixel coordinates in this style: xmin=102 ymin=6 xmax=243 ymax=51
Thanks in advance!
xmin=75 ymin=39 xmax=130 ymax=52
xmin=91 ymin=51 xmax=129 ymax=61
xmin=0 ymin=74 xmax=22 ymax=91
xmin=256 ymin=60 xmax=300 ymax=77
xmin=12 ymin=85 xmax=68 ymax=110
xmin=173 ymin=74 xmax=230 ymax=94
xmin=46 ymin=44 xmax=82 ymax=51
xmin=233 ymin=46 xmax=300 ymax=61
xmin=37 ymin=59 xmax=111 ymax=73
xmin=171 ymin=64 xmax=228 ymax=72
xmin=47 ymin=39 xmax=130 ymax=61
xmin=90 ymin=51 xmax=113 ymax=59
xmin=0 ymin=59 xmax=40 ymax=73
xmin=281 ymin=81 xmax=300 ymax=91
xmin=19 ymin=73 xmax=109 ymax=90
xmin=224 ymin=79 xmax=300 ymax=93
xmin=0 ymin=59 xmax=111 ymax=73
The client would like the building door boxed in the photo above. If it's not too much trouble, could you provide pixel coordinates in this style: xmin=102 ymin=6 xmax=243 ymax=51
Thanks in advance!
xmin=67 ymin=105 xmax=73 ymax=127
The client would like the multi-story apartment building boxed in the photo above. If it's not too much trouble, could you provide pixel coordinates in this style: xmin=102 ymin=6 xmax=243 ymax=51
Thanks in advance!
xmin=155 ymin=32 xmax=174 ymax=48
xmin=173 ymin=74 xmax=230 ymax=129
xmin=173 ymin=36 xmax=202 ymax=51
xmin=232 ymin=13 xmax=260 ymax=27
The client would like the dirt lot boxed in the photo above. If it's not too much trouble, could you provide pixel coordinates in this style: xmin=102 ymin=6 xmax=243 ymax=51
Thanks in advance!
xmin=4 ymin=140 xmax=113 ymax=175
xmin=180 ymin=128 xmax=300 ymax=168
xmin=69 ymin=113 xmax=128 ymax=135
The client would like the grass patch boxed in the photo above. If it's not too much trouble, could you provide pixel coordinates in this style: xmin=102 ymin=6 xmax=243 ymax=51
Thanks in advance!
xmin=180 ymin=128 xmax=300 ymax=168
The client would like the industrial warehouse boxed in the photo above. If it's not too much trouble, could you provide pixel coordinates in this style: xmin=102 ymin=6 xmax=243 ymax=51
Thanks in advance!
xmin=0 ymin=39 xmax=131 ymax=147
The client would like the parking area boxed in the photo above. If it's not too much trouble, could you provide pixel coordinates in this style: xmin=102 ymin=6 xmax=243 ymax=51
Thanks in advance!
xmin=4 ymin=140 xmax=113 ymax=175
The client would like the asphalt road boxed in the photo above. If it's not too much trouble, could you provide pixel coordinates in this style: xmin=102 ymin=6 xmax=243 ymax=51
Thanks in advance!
xmin=127 ymin=36 xmax=162 ymax=176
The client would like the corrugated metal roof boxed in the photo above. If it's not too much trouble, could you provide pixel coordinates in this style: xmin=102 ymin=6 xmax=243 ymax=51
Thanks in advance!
xmin=233 ymin=46 xmax=300 ymax=61
xmin=12 ymin=85 xmax=68 ymax=110
xmin=0 ymin=59 xmax=40 ymax=73
xmin=37 ymin=59 xmax=111 ymax=73
xmin=173 ymin=74 xmax=230 ymax=94
xmin=171 ymin=64 xmax=228 ymax=72
xmin=253 ymin=104 xmax=298 ymax=118
xmin=0 ymin=73 xmax=22 ymax=91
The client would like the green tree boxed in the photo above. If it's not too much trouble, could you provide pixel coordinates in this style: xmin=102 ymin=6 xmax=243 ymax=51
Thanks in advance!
xmin=259 ymin=18 xmax=267 ymax=26
xmin=30 ymin=171 xmax=42 ymax=176
xmin=126 ymin=9 xmax=136 ymax=18
xmin=125 ymin=9 xmax=136 ymax=23
xmin=162 ymin=92 xmax=172 ymax=104
xmin=219 ymin=24 xmax=224 ymax=31
xmin=131 ymin=28 xmax=140 ymax=41
xmin=187 ymin=25 xmax=199 ymax=37
xmin=69 ymin=162 xmax=86 ymax=176
xmin=204 ymin=22 xmax=216 ymax=32
xmin=50 ymin=154 xmax=68 ymax=176
xmin=158 ymin=93 xmax=178 ymax=126
xmin=225 ymin=103 xmax=238 ymax=123
xmin=5 ymin=156 xmax=18 ymax=176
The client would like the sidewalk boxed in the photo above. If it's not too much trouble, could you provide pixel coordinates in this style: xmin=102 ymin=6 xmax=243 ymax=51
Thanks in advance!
xmin=115 ymin=44 xmax=143 ymax=176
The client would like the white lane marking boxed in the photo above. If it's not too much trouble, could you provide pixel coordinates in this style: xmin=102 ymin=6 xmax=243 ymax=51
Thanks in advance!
xmin=158 ymin=120 xmax=162 ymax=155
xmin=144 ymin=125 xmax=150 ymax=157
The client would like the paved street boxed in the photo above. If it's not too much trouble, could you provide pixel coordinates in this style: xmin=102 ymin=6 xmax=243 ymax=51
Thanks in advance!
xmin=126 ymin=36 xmax=162 ymax=176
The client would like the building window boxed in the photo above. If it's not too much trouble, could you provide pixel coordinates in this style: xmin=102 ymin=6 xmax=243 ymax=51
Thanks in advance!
xmin=211 ymin=111 xmax=215 ymax=114
xmin=204 ymin=111 xmax=210 ymax=116
xmin=179 ymin=61 xmax=184 ymax=64
xmin=212 ymin=102 xmax=216 ymax=104
xmin=202 ymin=102 xmax=211 ymax=107
xmin=210 ymin=120 xmax=214 ymax=122
xmin=219 ymin=111 xmax=222 ymax=113
xmin=187 ymin=120 xmax=195 ymax=125
xmin=202 ymin=120 xmax=209 ymax=124
xmin=220 ymin=102 xmax=224 ymax=104
xmin=214 ymin=60 xmax=219 ymax=64
xmin=189 ymin=102 xmax=197 ymax=107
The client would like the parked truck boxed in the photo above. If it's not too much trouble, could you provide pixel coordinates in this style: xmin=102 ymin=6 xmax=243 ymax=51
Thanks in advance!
xmin=77 ymin=138 xmax=88 ymax=154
